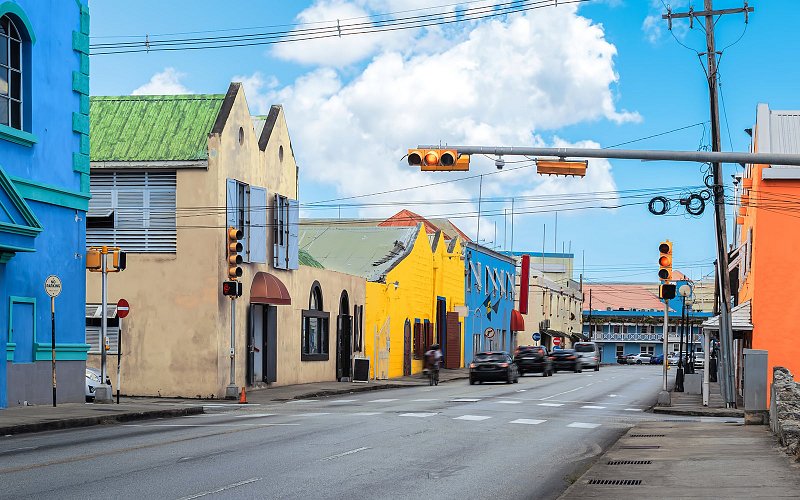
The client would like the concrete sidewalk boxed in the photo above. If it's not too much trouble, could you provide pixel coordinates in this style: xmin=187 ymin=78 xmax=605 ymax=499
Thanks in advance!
xmin=653 ymin=379 xmax=744 ymax=418
xmin=0 ymin=368 xmax=468 ymax=436
xmin=560 ymin=420 xmax=800 ymax=499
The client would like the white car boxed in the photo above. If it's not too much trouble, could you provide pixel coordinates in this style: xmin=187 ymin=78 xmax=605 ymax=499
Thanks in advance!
xmin=627 ymin=353 xmax=652 ymax=365
xmin=85 ymin=368 xmax=111 ymax=402
xmin=667 ymin=352 xmax=680 ymax=366
xmin=693 ymin=353 xmax=706 ymax=369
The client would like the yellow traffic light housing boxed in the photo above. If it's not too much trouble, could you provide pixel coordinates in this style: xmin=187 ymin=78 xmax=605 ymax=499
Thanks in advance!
xmin=536 ymin=159 xmax=588 ymax=177
xmin=86 ymin=249 xmax=101 ymax=270
xmin=408 ymin=149 xmax=465 ymax=171
xmin=227 ymin=226 xmax=244 ymax=279
xmin=658 ymin=240 xmax=673 ymax=281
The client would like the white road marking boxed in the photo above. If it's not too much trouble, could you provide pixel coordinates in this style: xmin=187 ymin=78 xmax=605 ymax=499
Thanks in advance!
xmin=454 ymin=415 xmax=492 ymax=421
xmin=624 ymin=408 xmax=644 ymax=412
xmin=568 ymin=422 xmax=601 ymax=429
xmin=369 ymin=398 xmax=398 ymax=403
xmin=331 ymin=399 xmax=357 ymax=403
xmin=321 ymin=447 xmax=370 ymax=461
xmin=287 ymin=399 xmax=318 ymax=403
xmin=413 ymin=398 xmax=439 ymax=402
xmin=581 ymin=406 xmax=606 ymax=410
xmin=298 ymin=412 xmax=332 ymax=417
xmin=234 ymin=413 xmax=275 ymax=418
xmin=494 ymin=400 xmax=522 ymax=405
xmin=541 ymin=387 xmax=583 ymax=400
xmin=608 ymin=394 xmax=618 ymax=397
xmin=178 ymin=477 xmax=262 ymax=500
xmin=123 ymin=423 xmax=299 ymax=428
xmin=0 ymin=446 xmax=38 ymax=454
xmin=538 ymin=403 xmax=564 ymax=407
xmin=400 ymin=412 xmax=438 ymax=418
xmin=451 ymin=398 xmax=481 ymax=402
xmin=510 ymin=419 xmax=546 ymax=425
xmin=351 ymin=412 xmax=382 ymax=416
xmin=516 ymin=389 xmax=527 ymax=392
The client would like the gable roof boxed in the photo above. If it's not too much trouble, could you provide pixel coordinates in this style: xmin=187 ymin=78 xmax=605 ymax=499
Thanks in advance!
xmin=90 ymin=94 xmax=225 ymax=162
xmin=378 ymin=209 xmax=471 ymax=242
xmin=298 ymin=224 xmax=420 ymax=282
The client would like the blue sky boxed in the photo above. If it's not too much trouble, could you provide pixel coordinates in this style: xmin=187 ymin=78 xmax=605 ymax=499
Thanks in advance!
xmin=88 ymin=1 xmax=800 ymax=283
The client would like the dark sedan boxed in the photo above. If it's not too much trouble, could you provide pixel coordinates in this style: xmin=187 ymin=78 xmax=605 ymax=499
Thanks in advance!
xmin=513 ymin=346 xmax=553 ymax=377
xmin=469 ymin=352 xmax=519 ymax=385
xmin=550 ymin=349 xmax=582 ymax=373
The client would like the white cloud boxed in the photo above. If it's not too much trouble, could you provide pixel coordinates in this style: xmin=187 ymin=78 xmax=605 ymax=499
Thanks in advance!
xmin=131 ymin=68 xmax=192 ymax=95
xmin=243 ymin=4 xmax=637 ymax=236
xmin=642 ymin=0 xmax=690 ymax=44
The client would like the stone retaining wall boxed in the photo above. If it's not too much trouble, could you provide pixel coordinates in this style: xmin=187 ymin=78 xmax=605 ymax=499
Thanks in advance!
xmin=769 ymin=367 xmax=800 ymax=459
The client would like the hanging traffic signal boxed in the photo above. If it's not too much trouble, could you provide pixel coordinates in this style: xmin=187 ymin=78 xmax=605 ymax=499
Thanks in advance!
xmin=407 ymin=149 xmax=467 ymax=171
xmin=658 ymin=240 xmax=673 ymax=281
xmin=536 ymin=159 xmax=588 ymax=177
xmin=227 ymin=227 xmax=243 ymax=279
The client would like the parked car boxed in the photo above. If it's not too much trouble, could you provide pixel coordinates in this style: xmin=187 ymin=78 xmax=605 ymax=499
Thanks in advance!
xmin=513 ymin=346 xmax=553 ymax=377
xmin=616 ymin=353 xmax=628 ymax=365
xmin=667 ymin=352 xmax=680 ymax=366
xmin=573 ymin=342 xmax=600 ymax=371
xmin=469 ymin=352 xmax=519 ymax=385
xmin=85 ymin=367 xmax=111 ymax=402
xmin=550 ymin=349 xmax=582 ymax=373
xmin=627 ymin=353 xmax=652 ymax=365
xmin=693 ymin=352 xmax=706 ymax=369
xmin=650 ymin=354 xmax=664 ymax=364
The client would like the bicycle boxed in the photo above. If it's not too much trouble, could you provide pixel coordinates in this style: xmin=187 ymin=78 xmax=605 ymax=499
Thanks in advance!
xmin=428 ymin=366 xmax=439 ymax=386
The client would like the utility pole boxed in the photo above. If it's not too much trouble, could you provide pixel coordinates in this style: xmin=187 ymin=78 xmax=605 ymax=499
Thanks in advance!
xmin=662 ymin=0 xmax=753 ymax=408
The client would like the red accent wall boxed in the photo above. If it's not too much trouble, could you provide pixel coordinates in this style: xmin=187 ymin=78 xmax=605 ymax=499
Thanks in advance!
xmin=519 ymin=255 xmax=530 ymax=314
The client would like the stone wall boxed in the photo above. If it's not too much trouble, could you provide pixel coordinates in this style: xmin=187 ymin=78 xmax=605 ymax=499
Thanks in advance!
xmin=769 ymin=366 xmax=800 ymax=459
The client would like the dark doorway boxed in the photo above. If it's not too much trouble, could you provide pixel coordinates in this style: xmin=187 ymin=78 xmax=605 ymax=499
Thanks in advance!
xmin=403 ymin=319 xmax=412 ymax=376
xmin=248 ymin=304 xmax=277 ymax=385
xmin=445 ymin=312 xmax=461 ymax=369
xmin=336 ymin=291 xmax=352 ymax=381
xmin=436 ymin=297 xmax=447 ymax=358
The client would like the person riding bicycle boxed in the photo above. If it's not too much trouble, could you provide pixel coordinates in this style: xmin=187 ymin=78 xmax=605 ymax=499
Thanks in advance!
xmin=425 ymin=344 xmax=442 ymax=375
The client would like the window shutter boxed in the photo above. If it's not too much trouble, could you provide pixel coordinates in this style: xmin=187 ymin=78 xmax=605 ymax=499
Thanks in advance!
xmin=249 ymin=186 xmax=267 ymax=263
xmin=226 ymin=178 xmax=238 ymax=229
xmin=287 ymin=198 xmax=299 ymax=270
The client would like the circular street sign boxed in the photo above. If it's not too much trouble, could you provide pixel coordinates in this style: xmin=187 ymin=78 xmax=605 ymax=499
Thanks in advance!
xmin=44 ymin=275 xmax=62 ymax=298
xmin=532 ymin=333 xmax=541 ymax=342
xmin=484 ymin=327 xmax=495 ymax=339
xmin=553 ymin=337 xmax=562 ymax=346
xmin=117 ymin=298 xmax=130 ymax=319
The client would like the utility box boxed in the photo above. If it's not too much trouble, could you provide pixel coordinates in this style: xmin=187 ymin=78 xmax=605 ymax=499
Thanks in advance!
xmin=743 ymin=349 xmax=768 ymax=425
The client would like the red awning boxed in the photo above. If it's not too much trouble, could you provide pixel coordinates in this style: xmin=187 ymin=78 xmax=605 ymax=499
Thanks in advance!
xmin=250 ymin=272 xmax=291 ymax=305
xmin=510 ymin=309 xmax=525 ymax=332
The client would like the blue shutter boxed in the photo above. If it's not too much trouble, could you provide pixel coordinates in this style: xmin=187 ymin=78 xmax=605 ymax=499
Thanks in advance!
xmin=226 ymin=179 xmax=237 ymax=228
xmin=249 ymin=186 xmax=267 ymax=263
xmin=287 ymin=198 xmax=299 ymax=270
xmin=273 ymin=194 xmax=287 ymax=269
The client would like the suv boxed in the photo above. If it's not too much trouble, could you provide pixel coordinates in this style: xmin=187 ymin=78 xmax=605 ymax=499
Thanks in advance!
xmin=513 ymin=346 xmax=553 ymax=377
xmin=573 ymin=342 xmax=600 ymax=371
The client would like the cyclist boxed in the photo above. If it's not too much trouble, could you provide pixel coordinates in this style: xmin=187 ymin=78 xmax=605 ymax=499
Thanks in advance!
xmin=424 ymin=344 xmax=442 ymax=385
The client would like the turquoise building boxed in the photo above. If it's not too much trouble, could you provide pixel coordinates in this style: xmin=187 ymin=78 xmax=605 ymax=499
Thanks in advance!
xmin=0 ymin=0 xmax=90 ymax=407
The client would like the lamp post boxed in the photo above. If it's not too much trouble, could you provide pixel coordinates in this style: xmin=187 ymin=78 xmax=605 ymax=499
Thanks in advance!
xmin=676 ymin=284 xmax=692 ymax=392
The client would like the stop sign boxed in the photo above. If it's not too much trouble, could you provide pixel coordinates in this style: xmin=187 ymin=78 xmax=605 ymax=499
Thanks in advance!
xmin=553 ymin=337 xmax=561 ymax=346
xmin=117 ymin=298 xmax=130 ymax=319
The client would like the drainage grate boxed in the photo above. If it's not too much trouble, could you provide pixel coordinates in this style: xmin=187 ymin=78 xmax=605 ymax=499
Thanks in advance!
xmin=608 ymin=460 xmax=653 ymax=465
xmin=587 ymin=479 xmax=642 ymax=486
xmin=618 ymin=445 xmax=661 ymax=449
xmin=629 ymin=434 xmax=665 ymax=438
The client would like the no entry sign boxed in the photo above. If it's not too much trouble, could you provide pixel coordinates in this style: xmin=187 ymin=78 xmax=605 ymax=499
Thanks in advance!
xmin=552 ymin=337 xmax=561 ymax=346
xmin=117 ymin=298 xmax=130 ymax=319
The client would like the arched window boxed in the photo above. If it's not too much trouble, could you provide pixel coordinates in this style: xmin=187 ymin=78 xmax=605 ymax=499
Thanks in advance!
xmin=1 ymin=14 xmax=23 ymax=129
xmin=302 ymin=281 xmax=329 ymax=361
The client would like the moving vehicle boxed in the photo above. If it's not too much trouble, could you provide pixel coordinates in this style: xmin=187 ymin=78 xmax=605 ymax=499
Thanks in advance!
xmin=627 ymin=353 xmax=652 ymax=365
xmin=469 ymin=352 xmax=519 ymax=385
xmin=513 ymin=345 xmax=553 ymax=376
xmin=551 ymin=349 xmax=582 ymax=373
xmin=650 ymin=354 xmax=664 ymax=364
xmin=573 ymin=342 xmax=600 ymax=371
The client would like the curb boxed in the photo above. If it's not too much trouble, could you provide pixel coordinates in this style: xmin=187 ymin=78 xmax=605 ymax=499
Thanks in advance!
xmin=288 ymin=375 xmax=470 ymax=400
xmin=0 ymin=406 xmax=204 ymax=436
xmin=652 ymin=406 xmax=744 ymax=418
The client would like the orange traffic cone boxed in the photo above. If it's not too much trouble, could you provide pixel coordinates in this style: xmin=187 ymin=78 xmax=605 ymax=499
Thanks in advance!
xmin=238 ymin=386 xmax=247 ymax=404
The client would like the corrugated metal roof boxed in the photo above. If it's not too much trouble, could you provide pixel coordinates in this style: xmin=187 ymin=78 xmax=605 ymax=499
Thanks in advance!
xmin=770 ymin=110 xmax=800 ymax=156
xmin=298 ymin=224 xmax=420 ymax=282
xmin=90 ymin=94 xmax=225 ymax=162
xmin=299 ymin=249 xmax=324 ymax=269
xmin=702 ymin=300 xmax=753 ymax=331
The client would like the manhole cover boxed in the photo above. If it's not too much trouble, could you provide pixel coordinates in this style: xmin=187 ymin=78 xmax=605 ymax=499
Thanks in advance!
xmin=618 ymin=445 xmax=661 ymax=449
xmin=587 ymin=479 xmax=642 ymax=486
xmin=629 ymin=434 xmax=665 ymax=438
xmin=608 ymin=460 xmax=652 ymax=465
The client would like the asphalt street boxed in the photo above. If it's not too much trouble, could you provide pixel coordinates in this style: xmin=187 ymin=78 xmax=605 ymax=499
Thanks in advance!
xmin=0 ymin=365 xmax=710 ymax=500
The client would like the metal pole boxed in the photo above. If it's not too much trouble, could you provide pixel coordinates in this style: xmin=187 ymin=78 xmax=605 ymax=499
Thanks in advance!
xmin=662 ymin=300 xmax=669 ymax=392
xmin=116 ymin=319 xmax=121 ymax=404
xmin=227 ymin=296 xmax=237 ymax=398
xmin=51 ymin=296 xmax=56 ymax=407
xmin=676 ymin=296 xmax=685 ymax=392
xmin=703 ymin=328 xmax=711 ymax=406
xmin=101 ymin=251 xmax=107 ymax=387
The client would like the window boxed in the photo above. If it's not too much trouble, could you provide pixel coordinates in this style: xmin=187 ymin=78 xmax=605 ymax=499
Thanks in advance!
xmin=273 ymin=194 xmax=299 ymax=270
xmin=472 ymin=333 xmax=481 ymax=355
xmin=226 ymin=179 xmax=268 ymax=264
xmin=88 ymin=171 xmax=177 ymax=252
xmin=301 ymin=282 xmax=329 ymax=361
xmin=616 ymin=344 xmax=624 ymax=357
xmin=413 ymin=320 xmax=423 ymax=359
xmin=85 ymin=304 xmax=120 ymax=354
xmin=1 ymin=15 xmax=23 ymax=130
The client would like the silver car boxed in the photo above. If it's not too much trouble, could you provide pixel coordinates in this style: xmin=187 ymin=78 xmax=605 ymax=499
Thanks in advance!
xmin=574 ymin=342 xmax=601 ymax=371
xmin=85 ymin=367 xmax=112 ymax=402
xmin=693 ymin=353 xmax=706 ymax=369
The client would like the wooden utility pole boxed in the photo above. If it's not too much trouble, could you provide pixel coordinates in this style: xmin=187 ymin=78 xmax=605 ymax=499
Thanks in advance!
xmin=662 ymin=1 xmax=753 ymax=408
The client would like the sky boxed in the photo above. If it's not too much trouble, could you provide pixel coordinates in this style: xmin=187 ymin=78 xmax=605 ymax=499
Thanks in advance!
xmin=88 ymin=0 xmax=800 ymax=283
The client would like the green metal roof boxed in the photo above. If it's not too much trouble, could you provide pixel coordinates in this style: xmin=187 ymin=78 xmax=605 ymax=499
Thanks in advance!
xmin=90 ymin=94 xmax=225 ymax=162
xmin=299 ymin=249 xmax=324 ymax=269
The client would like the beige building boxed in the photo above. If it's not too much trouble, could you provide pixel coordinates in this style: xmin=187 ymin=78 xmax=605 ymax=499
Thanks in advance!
xmin=86 ymin=84 xmax=365 ymax=398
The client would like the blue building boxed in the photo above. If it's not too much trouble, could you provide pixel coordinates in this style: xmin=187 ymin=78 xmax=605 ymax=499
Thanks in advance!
xmin=583 ymin=280 xmax=712 ymax=364
xmin=0 ymin=1 xmax=90 ymax=407
xmin=463 ymin=242 xmax=519 ymax=364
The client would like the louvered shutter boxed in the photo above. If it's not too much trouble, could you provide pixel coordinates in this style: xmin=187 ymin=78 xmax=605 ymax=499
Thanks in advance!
xmin=249 ymin=186 xmax=267 ymax=263
xmin=287 ymin=198 xmax=299 ymax=270
xmin=273 ymin=194 xmax=287 ymax=269
xmin=226 ymin=179 xmax=238 ymax=229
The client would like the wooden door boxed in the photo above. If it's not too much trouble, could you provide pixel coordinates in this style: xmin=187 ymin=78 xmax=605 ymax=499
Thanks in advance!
xmin=445 ymin=312 xmax=461 ymax=369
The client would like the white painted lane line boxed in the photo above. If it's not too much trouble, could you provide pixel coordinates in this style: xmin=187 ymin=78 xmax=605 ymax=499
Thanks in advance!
xmin=538 ymin=403 xmax=564 ymax=407
xmin=400 ymin=413 xmax=438 ymax=418
xmin=454 ymin=415 xmax=492 ymax=421
xmin=298 ymin=412 xmax=332 ymax=417
xmin=321 ymin=447 xmax=370 ymax=461
xmin=413 ymin=398 xmax=439 ymax=402
xmin=178 ymin=478 xmax=262 ymax=500
xmin=287 ymin=399 xmax=318 ymax=403
xmin=494 ymin=400 xmax=522 ymax=405
xmin=567 ymin=422 xmax=601 ymax=429
xmin=608 ymin=394 xmax=618 ymax=398
xmin=516 ymin=389 xmax=527 ymax=392
xmin=369 ymin=398 xmax=398 ymax=403
xmin=624 ymin=408 xmax=644 ymax=412
xmin=451 ymin=398 xmax=481 ymax=402
xmin=541 ymin=387 xmax=583 ymax=400
xmin=331 ymin=399 xmax=357 ymax=403
xmin=234 ymin=413 xmax=275 ymax=418
xmin=351 ymin=412 xmax=382 ymax=416
xmin=581 ymin=406 xmax=606 ymax=410
xmin=510 ymin=419 xmax=546 ymax=425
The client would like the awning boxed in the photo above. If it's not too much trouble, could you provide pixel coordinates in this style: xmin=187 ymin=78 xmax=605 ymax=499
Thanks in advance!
xmin=250 ymin=272 xmax=291 ymax=305
xmin=510 ymin=309 xmax=525 ymax=331
xmin=702 ymin=300 xmax=753 ymax=331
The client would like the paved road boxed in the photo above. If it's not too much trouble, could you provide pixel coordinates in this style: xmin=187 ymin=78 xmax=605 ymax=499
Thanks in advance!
xmin=1 ymin=365 xmax=702 ymax=500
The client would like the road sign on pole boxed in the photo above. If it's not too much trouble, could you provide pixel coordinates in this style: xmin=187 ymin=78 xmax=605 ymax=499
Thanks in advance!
xmin=553 ymin=337 xmax=562 ymax=346
xmin=44 ymin=275 xmax=62 ymax=407
xmin=117 ymin=298 xmax=130 ymax=318
xmin=484 ymin=327 xmax=495 ymax=339
xmin=115 ymin=299 xmax=129 ymax=404
xmin=532 ymin=333 xmax=541 ymax=342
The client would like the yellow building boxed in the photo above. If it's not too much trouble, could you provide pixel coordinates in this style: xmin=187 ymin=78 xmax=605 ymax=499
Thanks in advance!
xmin=299 ymin=224 xmax=465 ymax=379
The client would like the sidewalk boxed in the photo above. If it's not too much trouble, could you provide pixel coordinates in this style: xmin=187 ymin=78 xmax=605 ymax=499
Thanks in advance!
xmin=0 ymin=368 xmax=469 ymax=436
xmin=653 ymin=379 xmax=744 ymax=418
xmin=560 ymin=420 xmax=800 ymax=499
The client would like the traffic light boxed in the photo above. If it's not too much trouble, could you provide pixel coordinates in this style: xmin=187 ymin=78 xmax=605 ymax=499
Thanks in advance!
xmin=112 ymin=250 xmax=126 ymax=271
xmin=536 ymin=159 xmax=588 ymax=177
xmin=227 ymin=226 xmax=243 ymax=279
xmin=222 ymin=280 xmax=242 ymax=297
xmin=407 ymin=149 xmax=467 ymax=171
xmin=86 ymin=249 xmax=101 ymax=271
xmin=658 ymin=240 xmax=673 ymax=281
xmin=659 ymin=283 xmax=676 ymax=300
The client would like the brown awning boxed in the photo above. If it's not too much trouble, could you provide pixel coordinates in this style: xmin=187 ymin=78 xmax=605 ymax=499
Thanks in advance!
xmin=250 ymin=272 xmax=291 ymax=305
xmin=510 ymin=309 xmax=525 ymax=332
